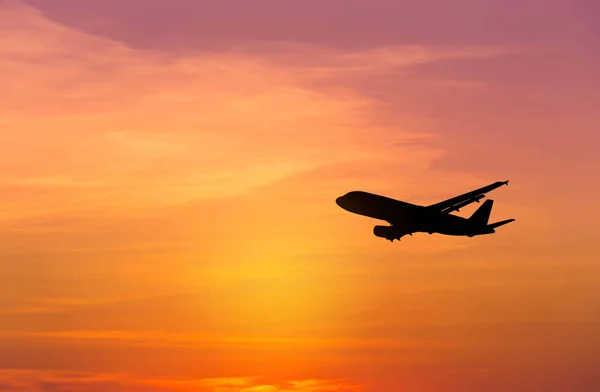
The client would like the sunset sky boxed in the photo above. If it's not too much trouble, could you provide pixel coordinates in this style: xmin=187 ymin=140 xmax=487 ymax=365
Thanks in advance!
xmin=1 ymin=0 xmax=599 ymax=391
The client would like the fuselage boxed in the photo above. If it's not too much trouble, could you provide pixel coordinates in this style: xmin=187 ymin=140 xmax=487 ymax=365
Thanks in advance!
xmin=336 ymin=191 xmax=420 ymax=222
xmin=336 ymin=191 xmax=493 ymax=237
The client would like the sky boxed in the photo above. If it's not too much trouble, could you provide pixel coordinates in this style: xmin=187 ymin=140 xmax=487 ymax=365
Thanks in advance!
xmin=0 ymin=0 xmax=599 ymax=391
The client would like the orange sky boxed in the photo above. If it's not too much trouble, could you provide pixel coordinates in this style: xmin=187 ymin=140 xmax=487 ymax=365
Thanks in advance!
xmin=1 ymin=1 xmax=599 ymax=391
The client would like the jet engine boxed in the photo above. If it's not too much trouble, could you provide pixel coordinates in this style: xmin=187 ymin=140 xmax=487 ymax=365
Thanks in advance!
xmin=373 ymin=225 xmax=407 ymax=242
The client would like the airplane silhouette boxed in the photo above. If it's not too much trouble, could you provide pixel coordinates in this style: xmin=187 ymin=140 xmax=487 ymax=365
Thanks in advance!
xmin=335 ymin=181 xmax=514 ymax=242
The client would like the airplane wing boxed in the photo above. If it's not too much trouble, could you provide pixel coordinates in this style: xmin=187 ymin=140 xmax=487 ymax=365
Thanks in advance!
xmin=426 ymin=181 xmax=509 ymax=213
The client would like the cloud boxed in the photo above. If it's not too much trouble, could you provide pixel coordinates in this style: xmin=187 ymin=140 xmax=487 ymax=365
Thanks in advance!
xmin=0 ymin=1 xmax=523 ymax=274
xmin=0 ymin=1 xmax=517 ymax=218
xmin=284 ymin=379 xmax=360 ymax=392
xmin=0 ymin=370 xmax=137 ymax=392
xmin=21 ymin=0 xmax=588 ymax=51
xmin=0 ymin=370 xmax=358 ymax=392
xmin=0 ymin=3 xmax=599 ymax=392
xmin=0 ymin=5 xmax=557 ymax=390
xmin=0 ymin=329 xmax=457 ymax=351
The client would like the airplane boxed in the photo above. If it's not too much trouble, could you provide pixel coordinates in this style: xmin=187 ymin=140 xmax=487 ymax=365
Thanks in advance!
xmin=335 ymin=181 xmax=514 ymax=242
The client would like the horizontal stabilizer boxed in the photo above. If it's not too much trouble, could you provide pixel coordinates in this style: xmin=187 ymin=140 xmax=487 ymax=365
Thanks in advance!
xmin=488 ymin=218 xmax=515 ymax=229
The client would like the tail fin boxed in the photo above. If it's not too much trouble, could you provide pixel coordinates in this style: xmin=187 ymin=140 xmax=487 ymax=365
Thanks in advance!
xmin=488 ymin=218 xmax=515 ymax=229
xmin=469 ymin=199 xmax=493 ymax=225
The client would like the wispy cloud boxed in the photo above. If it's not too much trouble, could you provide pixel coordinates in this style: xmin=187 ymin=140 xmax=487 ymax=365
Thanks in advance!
xmin=0 ymin=370 xmax=358 ymax=392
xmin=0 ymin=1 xmax=515 ymax=218
xmin=0 ymin=0 xmax=519 ymax=279
xmin=0 ymin=329 xmax=457 ymax=350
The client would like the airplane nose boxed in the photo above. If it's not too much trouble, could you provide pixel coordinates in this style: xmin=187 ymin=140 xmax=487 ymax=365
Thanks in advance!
xmin=335 ymin=196 xmax=344 ymax=207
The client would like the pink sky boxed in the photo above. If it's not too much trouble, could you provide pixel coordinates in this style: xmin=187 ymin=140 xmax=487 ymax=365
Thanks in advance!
xmin=0 ymin=1 xmax=599 ymax=391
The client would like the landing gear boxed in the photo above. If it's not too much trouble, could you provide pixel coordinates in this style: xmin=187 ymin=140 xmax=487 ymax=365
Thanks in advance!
xmin=389 ymin=232 xmax=413 ymax=242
